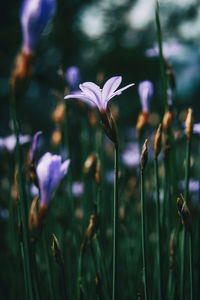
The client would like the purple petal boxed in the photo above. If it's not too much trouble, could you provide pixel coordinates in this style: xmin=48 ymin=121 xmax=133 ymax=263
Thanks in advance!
xmin=102 ymin=76 xmax=122 ymax=104
xmin=30 ymin=131 xmax=42 ymax=163
xmin=105 ymin=83 xmax=135 ymax=107
xmin=138 ymin=81 xmax=153 ymax=112
xmin=79 ymin=82 xmax=101 ymax=109
xmin=64 ymin=93 xmax=96 ymax=107
xmin=60 ymin=159 xmax=70 ymax=177
xmin=65 ymin=66 xmax=80 ymax=91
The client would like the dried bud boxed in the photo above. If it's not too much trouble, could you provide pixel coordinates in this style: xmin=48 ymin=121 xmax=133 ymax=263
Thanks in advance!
xmin=163 ymin=111 xmax=173 ymax=133
xmin=28 ymin=196 xmax=39 ymax=232
xmin=140 ymin=139 xmax=148 ymax=173
xmin=52 ymin=102 xmax=65 ymax=124
xmin=83 ymin=153 xmax=97 ymax=176
xmin=52 ymin=234 xmax=64 ymax=266
xmin=136 ymin=112 xmax=149 ymax=137
xmin=51 ymin=128 xmax=62 ymax=147
xmin=177 ymin=194 xmax=191 ymax=229
xmin=81 ymin=212 xmax=99 ymax=254
xmin=99 ymin=108 xmax=118 ymax=145
xmin=185 ymin=108 xmax=193 ymax=141
xmin=10 ymin=51 xmax=34 ymax=99
xmin=95 ymin=159 xmax=101 ymax=187
xmin=154 ymin=124 xmax=162 ymax=158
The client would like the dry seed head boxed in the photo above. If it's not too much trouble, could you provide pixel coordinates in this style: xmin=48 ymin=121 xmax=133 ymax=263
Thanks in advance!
xmin=185 ymin=108 xmax=193 ymax=141
xmin=162 ymin=111 xmax=173 ymax=133
xmin=140 ymin=139 xmax=148 ymax=172
xmin=52 ymin=233 xmax=64 ymax=266
xmin=52 ymin=102 xmax=65 ymax=124
xmin=154 ymin=123 xmax=162 ymax=158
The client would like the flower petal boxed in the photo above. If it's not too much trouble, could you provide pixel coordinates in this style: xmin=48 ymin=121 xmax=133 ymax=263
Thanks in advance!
xmin=79 ymin=82 xmax=101 ymax=109
xmin=104 ymin=83 xmax=135 ymax=108
xmin=64 ymin=93 xmax=96 ymax=107
xmin=102 ymin=76 xmax=122 ymax=104
xmin=60 ymin=159 xmax=70 ymax=177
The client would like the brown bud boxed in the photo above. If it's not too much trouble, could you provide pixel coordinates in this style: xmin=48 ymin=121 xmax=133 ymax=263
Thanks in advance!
xmin=154 ymin=124 xmax=162 ymax=158
xmin=51 ymin=128 xmax=62 ymax=147
xmin=52 ymin=233 xmax=64 ymax=266
xmin=52 ymin=102 xmax=65 ymax=125
xmin=169 ymin=231 xmax=175 ymax=270
xmin=99 ymin=108 xmax=118 ymax=145
xmin=162 ymin=111 xmax=173 ymax=133
xmin=10 ymin=50 xmax=34 ymax=99
xmin=185 ymin=108 xmax=193 ymax=141
xmin=83 ymin=153 xmax=97 ymax=176
xmin=28 ymin=196 xmax=39 ymax=232
xmin=81 ymin=212 xmax=99 ymax=254
xmin=95 ymin=159 xmax=101 ymax=187
xmin=136 ymin=112 xmax=149 ymax=137
xmin=140 ymin=139 xmax=148 ymax=173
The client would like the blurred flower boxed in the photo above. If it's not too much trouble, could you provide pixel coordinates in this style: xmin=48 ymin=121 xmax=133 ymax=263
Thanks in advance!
xmin=20 ymin=0 xmax=56 ymax=54
xmin=30 ymin=131 xmax=42 ymax=164
xmin=0 ymin=134 xmax=31 ymax=153
xmin=65 ymin=66 xmax=81 ymax=91
xmin=145 ymin=41 xmax=182 ymax=60
xmin=122 ymin=142 xmax=140 ymax=168
xmin=30 ymin=184 xmax=39 ymax=197
xmin=72 ymin=182 xmax=84 ymax=198
xmin=138 ymin=80 xmax=153 ymax=113
xmin=64 ymin=76 xmax=134 ymax=111
xmin=0 ymin=208 xmax=9 ymax=220
xmin=193 ymin=123 xmax=200 ymax=135
xmin=36 ymin=152 xmax=70 ymax=207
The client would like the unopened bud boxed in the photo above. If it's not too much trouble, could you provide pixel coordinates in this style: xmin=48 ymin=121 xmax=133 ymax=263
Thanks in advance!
xmin=28 ymin=196 xmax=38 ymax=232
xmin=95 ymin=159 xmax=101 ymax=187
xmin=140 ymin=139 xmax=148 ymax=173
xmin=83 ymin=153 xmax=97 ymax=176
xmin=52 ymin=234 xmax=64 ymax=266
xmin=163 ymin=111 xmax=173 ymax=133
xmin=136 ymin=112 xmax=149 ymax=137
xmin=52 ymin=102 xmax=65 ymax=125
xmin=100 ymin=108 xmax=118 ymax=145
xmin=51 ymin=128 xmax=62 ymax=147
xmin=154 ymin=124 xmax=162 ymax=159
xmin=81 ymin=212 xmax=99 ymax=254
xmin=185 ymin=108 xmax=193 ymax=141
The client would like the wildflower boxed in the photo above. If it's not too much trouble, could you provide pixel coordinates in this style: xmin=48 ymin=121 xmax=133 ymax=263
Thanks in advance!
xmin=65 ymin=66 xmax=80 ymax=91
xmin=36 ymin=152 xmax=70 ymax=207
xmin=0 ymin=134 xmax=31 ymax=153
xmin=138 ymin=80 xmax=153 ymax=113
xmin=65 ymin=76 xmax=134 ymax=143
xmin=20 ymin=0 xmax=56 ymax=54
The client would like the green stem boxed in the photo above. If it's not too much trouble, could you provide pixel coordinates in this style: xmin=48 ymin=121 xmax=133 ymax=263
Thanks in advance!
xmin=188 ymin=232 xmax=193 ymax=300
xmin=10 ymin=99 xmax=33 ymax=300
xmin=42 ymin=231 xmax=54 ymax=300
xmin=61 ymin=264 xmax=68 ymax=300
xmin=154 ymin=158 xmax=162 ymax=300
xmin=78 ymin=251 xmax=84 ymax=300
xmin=141 ymin=171 xmax=148 ymax=300
xmin=112 ymin=143 xmax=119 ymax=300
xmin=155 ymin=0 xmax=168 ymax=111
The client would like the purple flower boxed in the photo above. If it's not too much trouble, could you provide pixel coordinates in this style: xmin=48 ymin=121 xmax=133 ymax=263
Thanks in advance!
xmin=30 ymin=131 xmax=42 ymax=163
xmin=138 ymin=80 xmax=153 ymax=113
xmin=72 ymin=182 xmax=84 ymax=198
xmin=36 ymin=152 xmax=70 ymax=207
xmin=122 ymin=142 xmax=140 ymax=168
xmin=65 ymin=66 xmax=81 ymax=91
xmin=20 ymin=0 xmax=56 ymax=53
xmin=145 ymin=41 xmax=182 ymax=60
xmin=0 ymin=134 xmax=31 ymax=153
xmin=64 ymin=76 xmax=134 ymax=111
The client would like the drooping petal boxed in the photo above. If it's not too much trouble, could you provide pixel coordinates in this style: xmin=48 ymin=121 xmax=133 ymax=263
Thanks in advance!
xmin=30 ymin=131 xmax=42 ymax=163
xmin=60 ymin=159 xmax=70 ymax=177
xmin=64 ymin=93 xmax=97 ymax=107
xmin=79 ymin=82 xmax=102 ymax=109
xmin=104 ymin=83 xmax=135 ymax=108
xmin=102 ymin=76 xmax=122 ymax=104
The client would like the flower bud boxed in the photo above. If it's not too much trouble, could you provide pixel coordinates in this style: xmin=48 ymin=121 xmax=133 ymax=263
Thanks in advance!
xmin=185 ymin=108 xmax=193 ymax=141
xmin=51 ymin=128 xmax=62 ymax=147
xmin=136 ymin=112 xmax=149 ymax=137
xmin=154 ymin=124 xmax=162 ymax=159
xmin=140 ymin=139 xmax=148 ymax=173
xmin=163 ymin=111 xmax=173 ymax=133
xmin=81 ymin=212 xmax=99 ymax=254
xmin=52 ymin=103 xmax=65 ymax=125
xmin=83 ymin=153 xmax=97 ymax=177
xmin=99 ymin=108 xmax=118 ymax=145
xmin=177 ymin=194 xmax=191 ymax=229
xmin=52 ymin=233 xmax=64 ymax=266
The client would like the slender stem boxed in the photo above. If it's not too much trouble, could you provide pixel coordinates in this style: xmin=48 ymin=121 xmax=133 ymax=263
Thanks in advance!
xmin=188 ymin=232 xmax=193 ymax=300
xmin=155 ymin=0 xmax=168 ymax=111
xmin=154 ymin=158 xmax=162 ymax=300
xmin=61 ymin=264 xmax=68 ymax=300
xmin=141 ymin=171 xmax=148 ymax=300
xmin=10 ymin=98 xmax=33 ymax=300
xmin=78 ymin=251 xmax=84 ymax=300
xmin=112 ymin=143 xmax=119 ymax=300
xmin=42 ymin=232 xmax=54 ymax=300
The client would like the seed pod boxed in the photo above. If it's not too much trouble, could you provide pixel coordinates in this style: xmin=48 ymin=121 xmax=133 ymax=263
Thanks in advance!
xmin=185 ymin=108 xmax=193 ymax=141
xmin=163 ymin=111 xmax=173 ymax=133
xmin=140 ymin=139 xmax=148 ymax=173
xmin=154 ymin=123 xmax=162 ymax=159
xmin=52 ymin=233 xmax=64 ymax=266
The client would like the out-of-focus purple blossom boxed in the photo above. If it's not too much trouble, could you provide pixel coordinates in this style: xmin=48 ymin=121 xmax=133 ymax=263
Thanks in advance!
xmin=0 ymin=208 xmax=9 ymax=220
xmin=179 ymin=179 xmax=200 ymax=204
xmin=30 ymin=183 xmax=39 ymax=197
xmin=30 ymin=131 xmax=42 ymax=163
xmin=20 ymin=0 xmax=56 ymax=53
xmin=138 ymin=80 xmax=153 ymax=113
xmin=72 ymin=182 xmax=84 ymax=198
xmin=122 ymin=142 xmax=140 ymax=168
xmin=145 ymin=41 xmax=182 ymax=60
xmin=106 ymin=170 xmax=114 ymax=185
xmin=193 ymin=123 xmax=200 ymax=135
xmin=36 ymin=152 xmax=70 ymax=207
xmin=65 ymin=66 xmax=81 ymax=91
xmin=64 ymin=76 xmax=134 ymax=111
xmin=167 ymin=89 xmax=173 ymax=110
xmin=0 ymin=134 xmax=31 ymax=153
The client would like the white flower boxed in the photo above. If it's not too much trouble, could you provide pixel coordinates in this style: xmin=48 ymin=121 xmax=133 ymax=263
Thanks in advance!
xmin=36 ymin=152 xmax=70 ymax=206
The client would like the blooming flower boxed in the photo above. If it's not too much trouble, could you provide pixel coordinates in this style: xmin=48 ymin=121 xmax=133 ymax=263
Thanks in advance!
xmin=20 ymin=0 xmax=56 ymax=54
xmin=65 ymin=66 xmax=81 ymax=91
xmin=138 ymin=80 xmax=153 ymax=113
xmin=36 ymin=152 xmax=70 ymax=207
xmin=0 ymin=134 xmax=31 ymax=153
xmin=64 ymin=76 xmax=134 ymax=111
